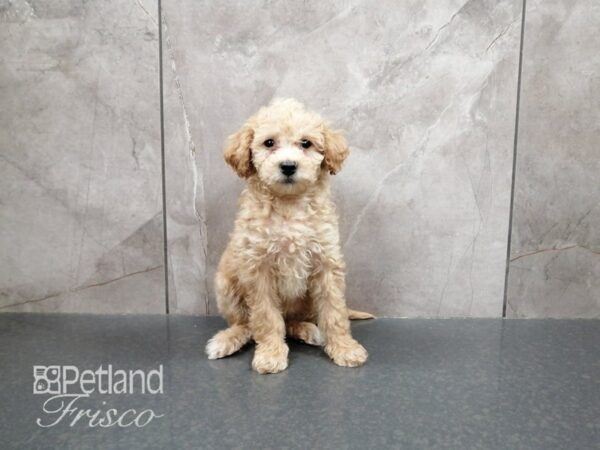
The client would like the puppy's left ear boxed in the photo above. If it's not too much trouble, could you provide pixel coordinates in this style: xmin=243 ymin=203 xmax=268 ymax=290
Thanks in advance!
xmin=322 ymin=125 xmax=349 ymax=175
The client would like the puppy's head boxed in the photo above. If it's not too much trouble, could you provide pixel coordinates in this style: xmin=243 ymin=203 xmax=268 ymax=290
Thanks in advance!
xmin=223 ymin=98 xmax=348 ymax=195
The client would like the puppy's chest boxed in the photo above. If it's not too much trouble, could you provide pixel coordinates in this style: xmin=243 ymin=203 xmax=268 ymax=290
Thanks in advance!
xmin=264 ymin=216 xmax=322 ymax=300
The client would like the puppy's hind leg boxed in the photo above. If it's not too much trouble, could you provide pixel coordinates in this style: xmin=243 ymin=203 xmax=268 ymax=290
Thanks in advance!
xmin=207 ymin=269 xmax=251 ymax=359
xmin=286 ymin=321 xmax=323 ymax=346
xmin=206 ymin=324 xmax=252 ymax=359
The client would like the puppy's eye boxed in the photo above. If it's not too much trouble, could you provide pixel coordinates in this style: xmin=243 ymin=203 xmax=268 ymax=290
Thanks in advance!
xmin=300 ymin=139 xmax=312 ymax=149
xmin=263 ymin=139 xmax=275 ymax=148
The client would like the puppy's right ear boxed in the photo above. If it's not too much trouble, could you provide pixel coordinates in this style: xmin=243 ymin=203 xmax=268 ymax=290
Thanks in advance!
xmin=224 ymin=124 xmax=255 ymax=178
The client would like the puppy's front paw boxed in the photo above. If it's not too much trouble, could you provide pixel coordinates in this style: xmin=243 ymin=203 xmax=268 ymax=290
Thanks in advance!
xmin=252 ymin=343 xmax=289 ymax=374
xmin=325 ymin=337 xmax=368 ymax=367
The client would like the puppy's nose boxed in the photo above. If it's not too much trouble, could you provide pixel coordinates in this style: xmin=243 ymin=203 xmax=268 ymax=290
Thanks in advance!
xmin=280 ymin=161 xmax=297 ymax=177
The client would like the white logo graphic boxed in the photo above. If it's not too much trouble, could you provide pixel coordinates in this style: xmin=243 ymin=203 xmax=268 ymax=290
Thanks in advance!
xmin=32 ymin=365 xmax=165 ymax=428
xmin=33 ymin=365 xmax=61 ymax=394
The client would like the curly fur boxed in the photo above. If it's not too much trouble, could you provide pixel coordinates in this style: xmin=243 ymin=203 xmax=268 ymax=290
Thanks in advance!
xmin=206 ymin=98 xmax=373 ymax=374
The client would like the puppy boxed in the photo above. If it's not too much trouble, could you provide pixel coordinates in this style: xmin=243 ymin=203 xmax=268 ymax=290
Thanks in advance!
xmin=206 ymin=99 xmax=373 ymax=374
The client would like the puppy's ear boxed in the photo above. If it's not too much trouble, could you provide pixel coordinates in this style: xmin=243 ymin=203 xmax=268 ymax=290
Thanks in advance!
xmin=224 ymin=124 xmax=255 ymax=178
xmin=322 ymin=126 xmax=349 ymax=175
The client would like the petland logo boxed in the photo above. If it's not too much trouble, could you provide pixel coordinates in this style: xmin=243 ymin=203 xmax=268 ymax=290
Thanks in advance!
xmin=33 ymin=365 xmax=165 ymax=428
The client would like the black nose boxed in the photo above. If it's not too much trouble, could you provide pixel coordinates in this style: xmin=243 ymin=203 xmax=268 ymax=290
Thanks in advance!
xmin=280 ymin=161 xmax=297 ymax=177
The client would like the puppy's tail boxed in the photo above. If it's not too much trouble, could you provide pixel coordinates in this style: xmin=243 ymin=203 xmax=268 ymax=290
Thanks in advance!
xmin=347 ymin=308 xmax=376 ymax=320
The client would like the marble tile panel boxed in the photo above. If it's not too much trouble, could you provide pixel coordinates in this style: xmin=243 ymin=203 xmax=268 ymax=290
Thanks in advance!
xmin=0 ymin=0 xmax=165 ymax=313
xmin=162 ymin=0 xmax=523 ymax=317
xmin=506 ymin=0 xmax=600 ymax=318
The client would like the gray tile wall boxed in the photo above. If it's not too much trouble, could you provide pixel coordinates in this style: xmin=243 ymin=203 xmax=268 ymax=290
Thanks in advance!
xmin=505 ymin=0 xmax=600 ymax=318
xmin=1 ymin=0 xmax=598 ymax=318
xmin=0 ymin=0 xmax=165 ymax=313
xmin=162 ymin=0 xmax=522 ymax=317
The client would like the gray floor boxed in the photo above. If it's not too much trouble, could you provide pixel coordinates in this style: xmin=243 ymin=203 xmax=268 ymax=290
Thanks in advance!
xmin=0 ymin=314 xmax=598 ymax=450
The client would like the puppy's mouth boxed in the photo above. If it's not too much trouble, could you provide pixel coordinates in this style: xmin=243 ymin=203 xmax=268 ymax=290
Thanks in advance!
xmin=281 ymin=176 xmax=295 ymax=184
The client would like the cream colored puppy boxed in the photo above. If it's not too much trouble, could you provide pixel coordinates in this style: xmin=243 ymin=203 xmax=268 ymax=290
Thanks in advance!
xmin=206 ymin=98 xmax=373 ymax=374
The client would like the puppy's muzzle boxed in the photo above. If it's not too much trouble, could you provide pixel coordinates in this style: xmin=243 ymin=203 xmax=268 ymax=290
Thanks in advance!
xmin=280 ymin=161 xmax=297 ymax=178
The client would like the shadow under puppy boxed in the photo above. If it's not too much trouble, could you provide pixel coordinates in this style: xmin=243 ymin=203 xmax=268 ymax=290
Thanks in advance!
xmin=206 ymin=98 xmax=373 ymax=374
